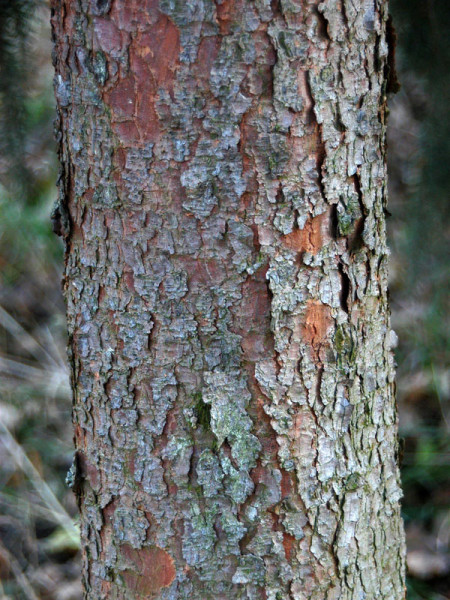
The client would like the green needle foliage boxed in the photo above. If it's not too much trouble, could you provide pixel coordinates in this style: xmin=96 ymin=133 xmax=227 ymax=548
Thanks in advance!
xmin=0 ymin=0 xmax=40 ymax=202
xmin=391 ymin=0 xmax=450 ymax=369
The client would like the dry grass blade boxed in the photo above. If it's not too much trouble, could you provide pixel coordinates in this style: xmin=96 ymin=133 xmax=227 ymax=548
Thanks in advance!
xmin=0 ymin=538 xmax=39 ymax=600
xmin=0 ymin=422 xmax=79 ymax=547
xmin=0 ymin=353 xmax=70 ymax=398
xmin=0 ymin=304 xmax=59 ymax=368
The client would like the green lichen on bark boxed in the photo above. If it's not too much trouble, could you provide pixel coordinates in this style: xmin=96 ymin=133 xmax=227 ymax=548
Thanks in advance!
xmin=52 ymin=0 xmax=406 ymax=598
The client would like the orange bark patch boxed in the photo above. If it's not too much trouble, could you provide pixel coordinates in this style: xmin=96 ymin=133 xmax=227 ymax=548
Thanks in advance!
xmin=103 ymin=10 xmax=180 ymax=145
xmin=74 ymin=424 xmax=86 ymax=451
xmin=196 ymin=36 xmax=221 ymax=75
xmin=250 ymin=460 xmax=266 ymax=486
xmin=111 ymin=0 xmax=160 ymax=33
xmin=280 ymin=469 xmax=293 ymax=500
xmin=107 ymin=76 xmax=136 ymax=119
xmin=302 ymin=300 xmax=332 ymax=361
xmin=81 ymin=454 xmax=100 ymax=491
xmin=133 ymin=21 xmax=180 ymax=94
xmin=102 ymin=497 xmax=118 ymax=522
xmin=121 ymin=545 xmax=176 ymax=597
xmin=282 ymin=213 xmax=326 ymax=255
xmin=283 ymin=532 xmax=296 ymax=562
xmin=123 ymin=271 xmax=136 ymax=294
xmin=216 ymin=0 xmax=238 ymax=35
xmin=238 ymin=267 xmax=273 ymax=361
xmin=94 ymin=16 xmax=122 ymax=54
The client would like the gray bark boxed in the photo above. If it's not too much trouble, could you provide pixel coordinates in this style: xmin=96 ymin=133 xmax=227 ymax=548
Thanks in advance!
xmin=52 ymin=0 xmax=406 ymax=598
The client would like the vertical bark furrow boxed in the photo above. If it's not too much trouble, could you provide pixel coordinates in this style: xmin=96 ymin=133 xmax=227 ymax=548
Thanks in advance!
xmin=51 ymin=0 xmax=405 ymax=598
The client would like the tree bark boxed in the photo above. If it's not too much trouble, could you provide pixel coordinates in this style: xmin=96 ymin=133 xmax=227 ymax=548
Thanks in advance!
xmin=51 ymin=0 xmax=406 ymax=598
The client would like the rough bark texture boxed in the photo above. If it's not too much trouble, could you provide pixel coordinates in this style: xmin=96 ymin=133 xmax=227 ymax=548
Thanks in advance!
xmin=51 ymin=0 xmax=406 ymax=598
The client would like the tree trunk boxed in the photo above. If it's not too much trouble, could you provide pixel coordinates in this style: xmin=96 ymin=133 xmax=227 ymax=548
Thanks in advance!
xmin=51 ymin=0 xmax=406 ymax=598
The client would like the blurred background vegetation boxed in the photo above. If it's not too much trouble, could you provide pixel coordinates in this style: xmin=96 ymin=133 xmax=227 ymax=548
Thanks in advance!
xmin=0 ymin=1 xmax=448 ymax=598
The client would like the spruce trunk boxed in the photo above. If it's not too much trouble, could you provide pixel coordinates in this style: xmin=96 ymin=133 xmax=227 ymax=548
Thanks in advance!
xmin=52 ymin=0 xmax=406 ymax=598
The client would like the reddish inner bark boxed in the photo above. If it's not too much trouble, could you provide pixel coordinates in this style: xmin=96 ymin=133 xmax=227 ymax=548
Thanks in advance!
xmin=121 ymin=545 xmax=176 ymax=597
